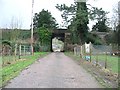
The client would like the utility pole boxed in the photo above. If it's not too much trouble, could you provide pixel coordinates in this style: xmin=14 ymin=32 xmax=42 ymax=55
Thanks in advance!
xmin=118 ymin=1 xmax=120 ymax=51
xmin=31 ymin=0 xmax=34 ymax=55
xmin=118 ymin=1 xmax=120 ymax=25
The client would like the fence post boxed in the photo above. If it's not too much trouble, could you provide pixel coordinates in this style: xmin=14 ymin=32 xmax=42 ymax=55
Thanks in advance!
xmin=74 ymin=47 xmax=75 ymax=55
xmin=80 ymin=46 xmax=82 ymax=58
xmin=2 ymin=46 xmax=5 ymax=65
xmin=24 ymin=45 xmax=25 ymax=55
xmin=96 ymin=53 xmax=98 ymax=66
xmin=83 ymin=45 xmax=85 ymax=59
xmin=84 ymin=44 xmax=86 ymax=60
xmin=79 ymin=46 xmax=80 ymax=57
xmin=105 ymin=52 xmax=107 ymax=69
xmin=8 ymin=49 xmax=11 ymax=63
xmin=90 ymin=47 xmax=92 ymax=62
xmin=15 ymin=44 xmax=17 ymax=61
xmin=74 ymin=47 xmax=76 ymax=56
xmin=19 ymin=44 xmax=21 ymax=59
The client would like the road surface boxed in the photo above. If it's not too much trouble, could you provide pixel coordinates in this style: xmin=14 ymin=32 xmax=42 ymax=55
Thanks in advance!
xmin=5 ymin=53 xmax=102 ymax=88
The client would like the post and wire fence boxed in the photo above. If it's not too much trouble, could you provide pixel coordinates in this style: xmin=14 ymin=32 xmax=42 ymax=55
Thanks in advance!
xmin=1 ymin=44 xmax=31 ymax=66
xmin=90 ymin=44 xmax=112 ymax=69
xmin=73 ymin=42 xmax=118 ymax=72
xmin=1 ymin=0 xmax=35 ymax=67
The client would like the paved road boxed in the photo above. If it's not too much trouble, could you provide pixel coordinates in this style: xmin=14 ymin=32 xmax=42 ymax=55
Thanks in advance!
xmin=5 ymin=53 xmax=102 ymax=88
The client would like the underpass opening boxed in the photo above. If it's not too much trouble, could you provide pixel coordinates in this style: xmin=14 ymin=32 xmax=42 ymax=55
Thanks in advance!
xmin=51 ymin=33 xmax=65 ymax=52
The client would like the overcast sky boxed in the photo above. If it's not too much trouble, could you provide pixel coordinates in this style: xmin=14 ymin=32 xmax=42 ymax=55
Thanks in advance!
xmin=0 ymin=0 xmax=119 ymax=29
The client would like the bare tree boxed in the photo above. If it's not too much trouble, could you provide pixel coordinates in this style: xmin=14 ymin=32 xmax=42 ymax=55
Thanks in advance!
xmin=118 ymin=1 xmax=120 ymax=26
xmin=9 ymin=16 xmax=22 ymax=42
xmin=111 ymin=3 xmax=119 ymax=31
xmin=8 ymin=16 xmax=23 ymax=60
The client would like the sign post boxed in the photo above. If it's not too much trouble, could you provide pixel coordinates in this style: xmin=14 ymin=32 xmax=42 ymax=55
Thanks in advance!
xmin=85 ymin=42 xmax=91 ymax=61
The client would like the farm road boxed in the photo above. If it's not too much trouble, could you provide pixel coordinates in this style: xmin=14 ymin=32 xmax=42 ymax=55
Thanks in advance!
xmin=5 ymin=53 xmax=102 ymax=88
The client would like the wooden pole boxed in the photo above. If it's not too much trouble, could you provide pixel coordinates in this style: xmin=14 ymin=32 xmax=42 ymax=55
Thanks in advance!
xmin=24 ymin=45 xmax=25 ymax=55
xmin=84 ymin=44 xmax=86 ymax=60
xmin=90 ymin=47 xmax=92 ymax=62
xmin=80 ymin=46 xmax=82 ymax=58
xmin=19 ymin=44 xmax=21 ymax=59
xmin=14 ymin=44 xmax=17 ymax=61
xmin=90 ymin=42 xmax=92 ymax=62
xmin=9 ymin=49 xmax=11 ymax=63
xmin=96 ymin=53 xmax=98 ymax=66
xmin=105 ymin=52 xmax=107 ymax=69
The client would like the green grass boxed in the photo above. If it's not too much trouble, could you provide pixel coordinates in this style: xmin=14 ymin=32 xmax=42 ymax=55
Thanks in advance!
xmin=0 ymin=52 xmax=49 ymax=87
xmin=65 ymin=52 xmax=119 ymax=73
xmin=1 ymin=55 xmax=18 ymax=66
xmin=64 ymin=52 xmax=81 ymax=61
xmin=91 ymin=55 xmax=119 ymax=73
xmin=65 ymin=52 xmax=119 ymax=88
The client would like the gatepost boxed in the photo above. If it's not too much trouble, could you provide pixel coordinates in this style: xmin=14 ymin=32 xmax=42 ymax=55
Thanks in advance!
xmin=85 ymin=42 xmax=91 ymax=62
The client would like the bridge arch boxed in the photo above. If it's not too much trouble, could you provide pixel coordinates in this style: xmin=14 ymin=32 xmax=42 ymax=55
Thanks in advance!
xmin=50 ymin=29 xmax=70 ymax=52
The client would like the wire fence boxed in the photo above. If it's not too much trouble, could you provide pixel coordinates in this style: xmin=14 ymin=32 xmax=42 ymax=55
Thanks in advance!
xmin=1 ymin=44 xmax=31 ymax=66
xmin=91 ymin=45 xmax=112 ymax=68
xmin=73 ymin=43 xmax=118 ymax=73
xmin=1 ymin=41 xmax=53 ymax=66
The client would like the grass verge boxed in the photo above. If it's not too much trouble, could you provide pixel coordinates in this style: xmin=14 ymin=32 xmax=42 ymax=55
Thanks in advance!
xmin=1 ymin=52 xmax=49 ymax=88
xmin=91 ymin=55 xmax=118 ymax=73
xmin=64 ymin=52 xmax=118 ymax=88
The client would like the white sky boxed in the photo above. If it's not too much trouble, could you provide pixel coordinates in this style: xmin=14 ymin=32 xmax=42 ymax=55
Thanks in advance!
xmin=0 ymin=0 xmax=119 ymax=29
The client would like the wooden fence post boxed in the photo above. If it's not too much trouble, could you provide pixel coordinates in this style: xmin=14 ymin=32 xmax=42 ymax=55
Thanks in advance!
xmin=24 ymin=45 xmax=25 ymax=55
xmin=19 ymin=44 xmax=21 ymax=59
xmin=74 ymin=47 xmax=75 ymax=55
xmin=80 ymin=46 xmax=82 ymax=58
xmin=90 ymin=47 xmax=92 ymax=62
xmin=105 ymin=52 xmax=107 ymax=69
xmin=90 ymin=42 xmax=92 ymax=62
xmin=84 ymin=44 xmax=86 ymax=60
xmin=8 ymin=49 xmax=11 ymax=63
xmin=96 ymin=53 xmax=98 ymax=66
xmin=14 ymin=44 xmax=17 ymax=61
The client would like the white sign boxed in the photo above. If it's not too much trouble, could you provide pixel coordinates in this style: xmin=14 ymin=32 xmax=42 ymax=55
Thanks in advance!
xmin=85 ymin=42 xmax=91 ymax=53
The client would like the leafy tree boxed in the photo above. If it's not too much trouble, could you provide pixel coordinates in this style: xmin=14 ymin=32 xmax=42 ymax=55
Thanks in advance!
xmin=33 ymin=9 xmax=58 ymax=29
xmin=38 ymin=27 xmax=52 ymax=45
xmin=90 ymin=8 xmax=109 ymax=32
xmin=34 ymin=27 xmax=52 ymax=51
xmin=89 ymin=7 xmax=108 ymax=21
xmin=56 ymin=2 xmax=89 ymax=44
xmin=92 ymin=19 xmax=109 ymax=32
xmin=33 ymin=9 xmax=58 ymax=51
xmin=56 ymin=1 xmax=110 ymax=45
xmin=75 ymin=2 xmax=89 ymax=44
xmin=56 ymin=3 xmax=76 ymax=27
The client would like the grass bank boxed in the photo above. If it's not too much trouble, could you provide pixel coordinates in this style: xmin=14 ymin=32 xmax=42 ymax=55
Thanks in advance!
xmin=1 ymin=52 xmax=49 ymax=87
